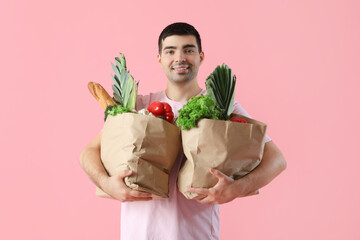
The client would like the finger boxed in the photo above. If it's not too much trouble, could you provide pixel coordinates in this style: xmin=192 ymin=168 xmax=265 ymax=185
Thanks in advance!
xmin=151 ymin=194 xmax=165 ymax=200
xmin=209 ymin=168 xmax=227 ymax=180
xmin=198 ymin=196 xmax=215 ymax=205
xmin=193 ymin=194 xmax=207 ymax=200
xmin=128 ymin=190 xmax=153 ymax=198
xmin=246 ymin=190 xmax=259 ymax=196
xmin=188 ymin=187 xmax=210 ymax=196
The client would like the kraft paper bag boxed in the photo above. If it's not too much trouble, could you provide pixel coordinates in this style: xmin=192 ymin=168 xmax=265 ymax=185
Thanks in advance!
xmin=96 ymin=113 xmax=181 ymax=198
xmin=177 ymin=114 xmax=267 ymax=199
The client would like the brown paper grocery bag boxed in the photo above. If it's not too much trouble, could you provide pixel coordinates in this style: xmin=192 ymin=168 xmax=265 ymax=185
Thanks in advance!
xmin=96 ymin=113 xmax=181 ymax=198
xmin=177 ymin=114 xmax=267 ymax=199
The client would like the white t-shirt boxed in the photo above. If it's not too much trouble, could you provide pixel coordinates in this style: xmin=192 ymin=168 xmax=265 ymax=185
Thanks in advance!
xmin=120 ymin=90 xmax=271 ymax=240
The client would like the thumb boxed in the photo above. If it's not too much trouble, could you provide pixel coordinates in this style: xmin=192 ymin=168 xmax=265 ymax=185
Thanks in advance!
xmin=209 ymin=168 xmax=226 ymax=180
xmin=117 ymin=169 xmax=133 ymax=179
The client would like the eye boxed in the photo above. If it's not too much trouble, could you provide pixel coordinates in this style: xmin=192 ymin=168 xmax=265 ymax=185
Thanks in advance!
xmin=185 ymin=49 xmax=195 ymax=54
xmin=166 ymin=50 xmax=175 ymax=54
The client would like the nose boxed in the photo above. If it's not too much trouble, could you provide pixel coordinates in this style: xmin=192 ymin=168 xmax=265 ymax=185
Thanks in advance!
xmin=175 ymin=51 xmax=186 ymax=63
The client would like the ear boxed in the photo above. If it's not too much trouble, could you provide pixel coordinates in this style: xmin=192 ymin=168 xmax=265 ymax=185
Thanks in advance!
xmin=200 ymin=51 xmax=205 ymax=64
xmin=157 ymin=54 xmax=161 ymax=63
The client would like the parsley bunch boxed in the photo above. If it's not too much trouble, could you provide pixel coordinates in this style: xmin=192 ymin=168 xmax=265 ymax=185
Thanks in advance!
xmin=176 ymin=95 xmax=223 ymax=130
xmin=104 ymin=105 xmax=134 ymax=121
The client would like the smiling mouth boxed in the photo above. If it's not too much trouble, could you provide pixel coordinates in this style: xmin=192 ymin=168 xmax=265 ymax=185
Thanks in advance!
xmin=171 ymin=64 xmax=190 ymax=73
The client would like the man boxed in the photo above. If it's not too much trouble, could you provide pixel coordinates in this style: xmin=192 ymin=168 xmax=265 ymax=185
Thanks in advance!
xmin=79 ymin=22 xmax=286 ymax=239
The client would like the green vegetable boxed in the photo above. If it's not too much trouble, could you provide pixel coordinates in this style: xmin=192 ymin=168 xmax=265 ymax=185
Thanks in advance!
xmin=111 ymin=53 xmax=139 ymax=110
xmin=104 ymin=53 xmax=139 ymax=121
xmin=176 ymin=95 xmax=223 ymax=130
xmin=205 ymin=63 xmax=236 ymax=120
xmin=104 ymin=105 xmax=134 ymax=121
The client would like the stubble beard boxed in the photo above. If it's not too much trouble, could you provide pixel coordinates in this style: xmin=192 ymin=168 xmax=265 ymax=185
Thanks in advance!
xmin=169 ymin=72 xmax=196 ymax=83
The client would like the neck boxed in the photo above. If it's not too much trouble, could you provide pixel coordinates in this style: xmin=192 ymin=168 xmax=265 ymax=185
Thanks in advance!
xmin=165 ymin=79 xmax=202 ymax=102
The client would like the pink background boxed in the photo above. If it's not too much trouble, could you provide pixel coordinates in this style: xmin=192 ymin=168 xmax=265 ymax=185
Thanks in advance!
xmin=1 ymin=0 xmax=359 ymax=239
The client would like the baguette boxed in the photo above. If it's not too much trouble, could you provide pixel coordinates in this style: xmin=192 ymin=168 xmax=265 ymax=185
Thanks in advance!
xmin=88 ymin=82 xmax=116 ymax=110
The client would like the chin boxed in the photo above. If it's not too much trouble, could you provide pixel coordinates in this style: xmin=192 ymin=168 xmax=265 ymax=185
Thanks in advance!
xmin=170 ymin=74 xmax=195 ymax=83
xmin=171 ymin=78 xmax=191 ymax=83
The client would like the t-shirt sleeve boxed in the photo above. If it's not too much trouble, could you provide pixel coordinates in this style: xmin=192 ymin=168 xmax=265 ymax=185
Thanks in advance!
xmin=232 ymin=101 xmax=272 ymax=143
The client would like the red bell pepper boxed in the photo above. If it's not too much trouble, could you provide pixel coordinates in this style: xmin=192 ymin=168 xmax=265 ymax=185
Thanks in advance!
xmin=230 ymin=116 xmax=247 ymax=123
xmin=148 ymin=102 xmax=174 ymax=123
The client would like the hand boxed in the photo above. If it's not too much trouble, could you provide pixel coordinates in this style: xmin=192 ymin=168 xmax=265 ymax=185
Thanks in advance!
xmin=101 ymin=169 xmax=153 ymax=202
xmin=188 ymin=169 xmax=258 ymax=204
xmin=188 ymin=169 xmax=238 ymax=204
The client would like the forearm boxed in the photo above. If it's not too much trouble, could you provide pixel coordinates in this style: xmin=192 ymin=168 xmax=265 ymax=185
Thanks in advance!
xmin=234 ymin=140 xmax=287 ymax=196
xmin=79 ymin=133 xmax=109 ymax=190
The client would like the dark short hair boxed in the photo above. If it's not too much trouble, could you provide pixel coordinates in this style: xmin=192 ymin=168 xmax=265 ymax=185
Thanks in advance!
xmin=158 ymin=22 xmax=202 ymax=54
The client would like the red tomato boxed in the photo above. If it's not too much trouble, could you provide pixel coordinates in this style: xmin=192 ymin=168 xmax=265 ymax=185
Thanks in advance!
xmin=165 ymin=112 xmax=174 ymax=123
xmin=230 ymin=116 xmax=247 ymax=123
xmin=163 ymin=103 xmax=172 ymax=113
xmin=147 ymin=102 xmax=164 ymax=116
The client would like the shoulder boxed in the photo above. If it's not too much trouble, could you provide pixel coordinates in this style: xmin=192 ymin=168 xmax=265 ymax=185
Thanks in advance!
xmin=232 ymin=100 xmax=252 ymax=118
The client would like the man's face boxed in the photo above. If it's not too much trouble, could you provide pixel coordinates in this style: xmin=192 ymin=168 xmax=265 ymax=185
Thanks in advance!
xmin=158 ymin=35 xmax=204 ymax=83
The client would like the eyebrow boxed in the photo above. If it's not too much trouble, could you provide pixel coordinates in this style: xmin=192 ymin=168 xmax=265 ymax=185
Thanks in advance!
xmin=183 ymin=44 xmax=196 ymax=49
xmin=163 ymin=46 xmax=176 ymax=51
xmin=163 ymin=44 xmax=197 ymax=51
